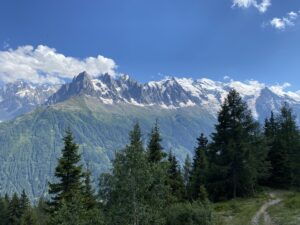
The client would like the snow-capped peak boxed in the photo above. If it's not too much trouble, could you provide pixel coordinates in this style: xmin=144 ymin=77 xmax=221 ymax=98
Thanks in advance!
xmin=2 ymin=72 xmax=300 ymax=123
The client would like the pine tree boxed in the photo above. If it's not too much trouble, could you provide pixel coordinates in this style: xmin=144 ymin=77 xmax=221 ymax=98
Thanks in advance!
xmin=48 ymin=129 xmax=84 ymax=212
xmin=7 ymin=193 xmax=22 ymax=225
xmin=190 ymin=133 xmax=208 ymax=200
xmin=147 ymin=121 xmax=166 ymax=163
xmin=264 ymin=111 xmax=277 ymax=140
xmin=35 ymin=198 xmax=50 ymax=225
xmin=82 ymin=170 xmax=97 ymax=210
xmin=167 ymin=152 xmax=185 ymax=202
xmin=19 ymin=190 xmax=30 ymax=216
xmin=20 ymin=209 xmax=38 ymax=225
xmin=105 ymin=123 xmax=153 ymax=225
xmin=102 ymin=123 xmax=169 ymax=225
xmin=276 ymin=104 xmax=300 ymax=187
xmin=0 ymin=195 xmax=9 ymax=225
xmin=49 ymin=196 xmax=104 ymax=225
xmin=264 ymin=111 xmax=283 ymax=186
xmin=207 ymin=89 xmax=269 ymax=200
xmin=183 ymin=154 xmax=192 ymax=196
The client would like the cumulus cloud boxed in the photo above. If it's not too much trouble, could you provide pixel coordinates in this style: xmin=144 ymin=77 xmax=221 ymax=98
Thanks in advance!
xmin=0 ymin=45 xmax=117 ymax=84
xmin=270 ymin=11 xmax=299 ymax=30
xmin=232 ymin=0 xmax=271 ymax=13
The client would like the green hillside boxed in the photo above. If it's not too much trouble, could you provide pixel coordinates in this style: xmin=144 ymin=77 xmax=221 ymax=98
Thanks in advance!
xmin=0 ymin=96 xmax=215 ymax=200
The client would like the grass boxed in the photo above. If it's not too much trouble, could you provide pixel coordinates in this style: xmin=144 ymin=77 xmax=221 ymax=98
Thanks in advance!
xmin=213 ymin=191 xmax=270 ymax=225
xmin=213 ymin=189 xmax=300 ymax=225
xmin=267 ymin=190 xmax=300 ymax=225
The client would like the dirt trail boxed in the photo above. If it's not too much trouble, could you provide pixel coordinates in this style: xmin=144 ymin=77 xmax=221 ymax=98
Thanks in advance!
xmin=251 ymin=193 xmax=281 ymax=225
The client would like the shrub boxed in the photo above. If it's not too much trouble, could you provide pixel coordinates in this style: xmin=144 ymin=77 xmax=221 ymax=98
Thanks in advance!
xmin=165 ymin=201 xmax=214 ymax=225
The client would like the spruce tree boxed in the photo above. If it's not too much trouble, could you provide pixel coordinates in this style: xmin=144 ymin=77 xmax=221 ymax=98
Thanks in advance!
xmin=147 ymin=121 xmax=165 ymax=163
xmin=48 ymin=129 xmax=84 ymax=212
xmin=264 ymin=111 xmax=283 ymax=186
xmin=264 ymin=111 xmax=277 ymax=140
xmin=277 ymin=104 xmax=300 ymax=187
xmin=35 ymin=198 xmax=50 ymax=225
xmin=0 ymin=195 xmax=9 ymax=225
xmin=20 ymin=209 xmax=37 ymax=225
xmin=167 ymin=152 xmax=185 ymax=202
xmin=19 ymin=190 xmax=30 ymax=216
xmin=7 ymin=193 xmax=21 ymax=225
xmin=102 ymin=123 xmax=169 ymax=225
xmin=190 ymin=133 xmax=208 ymax=201
xmin=183 ymin=154 xmax=192 ymax=195
xmin=105 ymin=123 xmax=153 ymax=225
xmin=207 ymin=89 xmax=269 ymax=200
xmin=49 ymin=196 xmax=104 ymax=225
xmin=82 ymin=170 xmax=97 ymax=210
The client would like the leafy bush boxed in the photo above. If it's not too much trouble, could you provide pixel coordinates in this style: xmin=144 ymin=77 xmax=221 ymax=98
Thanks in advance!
xmin=284 ymin=192 xmax=300 ymax=209
xmin=165 ymin=202 xmax=215 ymax=225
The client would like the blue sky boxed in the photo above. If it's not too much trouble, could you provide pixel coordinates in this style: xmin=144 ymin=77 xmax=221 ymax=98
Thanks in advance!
xmin=1 ymin=0 xmax=300 ymax=89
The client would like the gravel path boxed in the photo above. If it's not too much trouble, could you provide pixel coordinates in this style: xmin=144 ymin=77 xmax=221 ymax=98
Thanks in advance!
xmin=251 ymin=193 xmax=281 ymax=225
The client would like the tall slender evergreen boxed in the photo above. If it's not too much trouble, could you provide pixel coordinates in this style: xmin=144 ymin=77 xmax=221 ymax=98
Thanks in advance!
xmin=147 ymin=121 xmax=165 ymax=163
xmin=105 ymin=123 xmax=155 ymax=225
xmin=167 ymin=152 xmax=185 ymax=202
xmin=48 ymin=129 xmax=84 ymax=211
xmin=83 ymin=170 xmax=97 ymax=210
xmin=190 ymin=133 xmax=208 ymax=200
xmin=183 ymin=154 xmax=192 ymax=196
xmin=207 ymin=89 xmax=269 ymax=200
xmin=7 ymin=193 xmax=21 ymax=225
xmin=19 ymin=190 xmax=30 ymax=216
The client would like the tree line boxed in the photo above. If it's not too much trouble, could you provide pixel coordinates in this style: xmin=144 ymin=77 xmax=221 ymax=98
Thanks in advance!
xmin=0 ymin=89 xmax=299 ymax=225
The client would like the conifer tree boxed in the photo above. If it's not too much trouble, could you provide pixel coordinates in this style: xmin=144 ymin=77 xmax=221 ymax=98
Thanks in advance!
xmin=207 ymin=89 xmax=268 ymax=200
xmin=49 ymin=196 xmax=104 ymax=225
xmin=0 ymin=195 xmax=9 ymax=225
xmin=167 ymin=152 xmax=185 ymax=202
xmin=264 ymin=111 xmax=283 ymax=186
xmin=264 ymin=111 xmax=277 ymax=140
xmin=147 ymin=121 xmax=165 ymax=163
xmin=19 ymin=190 xmax=30 ymax=216
xmin=105 ymin=123 xmax=153 ymax=225
xmin=20 ymin=209 xmax=37 ymax=225
xmin=82 ymin=170 xmax=97 ymax=210
xmin=8 ymin=193 xmax=21 ymax=225
xmin=276 ymin=104 xmax=300 ymax=187
xmin=35 ymin=198 xmax=50 ymax=225
xmin=48 ymin=129 xmax=84 ymax=212
xmin=190 ymin=133 xmax=208 ymax=200
xmin=183 ymin=154 xmax=192 ymax=196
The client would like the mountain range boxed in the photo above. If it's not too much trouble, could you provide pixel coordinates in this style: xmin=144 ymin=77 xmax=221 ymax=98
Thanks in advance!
xmin=0 ymin=71 xmax=300 ymax=200
xmin=2 ymin=71 xmax=300 ymax=122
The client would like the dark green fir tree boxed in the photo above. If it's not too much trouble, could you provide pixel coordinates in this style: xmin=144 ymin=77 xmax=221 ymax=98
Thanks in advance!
xmin=82 ymin=170 xmax=97 ymax=210
xmin=207 ymin=89 xmax=269 ymax=200
xmin=48 ymin=129 xmax=84 ymax=212
xmin=7 ymin=193 xmax=21 ymax=225
xmin=147 ymin=120 xmax=166 ymax=163
xmin=167 ymin=152 xmax=185 ymax=202
xmin=190 ymin=133 xmax=208 ymax=201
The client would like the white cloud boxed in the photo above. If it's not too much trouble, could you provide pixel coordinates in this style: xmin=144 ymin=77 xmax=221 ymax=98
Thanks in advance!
xmin=269 ymin=82 xmax=291 ymax=96
xmin=232 ymin=0 xmax=271 ymax=13
xmin=270 ymin=11 xmax=299 ymax=30
xmin=223 ymin=75 xmax=231 ymax=80
xmin=0 ymin=45 xmax=117 ymax=84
